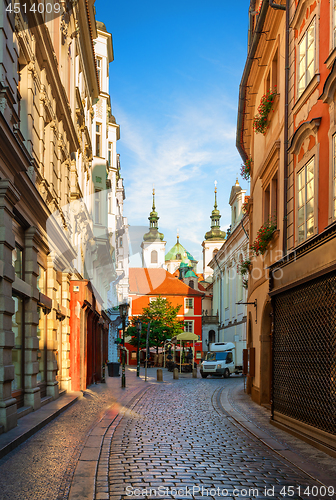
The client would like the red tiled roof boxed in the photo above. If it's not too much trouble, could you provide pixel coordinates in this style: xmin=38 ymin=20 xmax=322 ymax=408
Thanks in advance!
xmin=129 ymin=268 xmax=204 ymax=297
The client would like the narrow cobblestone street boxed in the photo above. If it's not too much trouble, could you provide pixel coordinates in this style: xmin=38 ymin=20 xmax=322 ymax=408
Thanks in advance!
xmin=107 ymin=378 xmax=334 ymax=500
xmin=0 ymin=371 xmax=335 ymax=500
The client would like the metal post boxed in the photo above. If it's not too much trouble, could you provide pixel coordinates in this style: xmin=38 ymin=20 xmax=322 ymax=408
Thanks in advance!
xmin=145 ymin=322 xmax=150 ymax=382
xmin=121 ymin=316 xmax=126 ymax=388
xmin=136 ymin=319 xmax=141 ymax=378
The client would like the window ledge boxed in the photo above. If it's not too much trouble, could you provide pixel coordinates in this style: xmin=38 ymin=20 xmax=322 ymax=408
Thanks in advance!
xmin=325 ymin=48 xmax=336 ymax=69
xmin=292 ymin=74 xmax=320 ymax=115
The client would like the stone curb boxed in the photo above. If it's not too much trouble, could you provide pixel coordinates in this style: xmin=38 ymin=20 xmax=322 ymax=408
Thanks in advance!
xmin=68 ymin=384 xmax=153 ymax=500
xmin=0 ymin=393 xmax=80 ymax=460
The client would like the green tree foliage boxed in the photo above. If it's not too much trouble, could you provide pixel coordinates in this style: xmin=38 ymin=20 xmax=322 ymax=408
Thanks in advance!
xmin=127 ymin=297 xmax=183 ymax=353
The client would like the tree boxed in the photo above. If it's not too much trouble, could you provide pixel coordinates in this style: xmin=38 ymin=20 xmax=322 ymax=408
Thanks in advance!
xmin=127 ymin=296 xmax=183 ymax=353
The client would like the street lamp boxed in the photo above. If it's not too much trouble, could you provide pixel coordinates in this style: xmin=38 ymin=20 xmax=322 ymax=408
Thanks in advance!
xmin=119 ymin=302 xmax=129 ymax=388
xmin=135 ymin=318 xmax=142 ymax=377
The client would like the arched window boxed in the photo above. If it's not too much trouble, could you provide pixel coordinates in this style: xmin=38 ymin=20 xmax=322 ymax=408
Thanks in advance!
xmin=209 ymin=330 xmax=215 ymax=344
xmin=151 ymin=250 xmax=158 ymax=263
xmin=188 ymin=280 xmax=194 ymax=289
xmin=213 ymin=249 xmax=218 ymax=258
xmin=233 ymin=206 xmax=237 ymax=223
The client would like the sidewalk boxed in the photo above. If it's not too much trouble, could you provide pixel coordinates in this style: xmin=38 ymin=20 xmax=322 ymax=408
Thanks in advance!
xmin=221 ymin=378 xmax=336 ymax=489
xmin=0 ymin=391 xmax=80 ymax=459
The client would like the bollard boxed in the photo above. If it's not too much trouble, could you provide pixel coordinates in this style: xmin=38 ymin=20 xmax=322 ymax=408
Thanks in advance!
xmin=157 ymin=369 xmax=163 ymax=382
xmin=173 ymin=367 xmax=179 ymax=380
xmin=192 ymin=367 xmax=197 ymax=378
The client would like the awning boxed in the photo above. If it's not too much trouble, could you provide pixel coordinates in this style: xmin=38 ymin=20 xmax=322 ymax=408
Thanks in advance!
xmin=171 ymin=332 xmax=199 ymax=343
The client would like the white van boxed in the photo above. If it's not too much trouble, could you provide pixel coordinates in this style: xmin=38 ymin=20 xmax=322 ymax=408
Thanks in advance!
xmin=200 ymin=342 xmax=243 ymax=378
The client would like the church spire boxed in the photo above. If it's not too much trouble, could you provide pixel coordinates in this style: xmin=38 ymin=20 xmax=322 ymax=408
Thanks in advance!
xmin=152 ymin=187 xmax=156 ymax=211
xmin=214 ymin=180 xmax=218 ymax=210
xmin=204 ymin=181 xmax=226 ymax=241
xmin=143 ymin=187 xmax=164 ymax=242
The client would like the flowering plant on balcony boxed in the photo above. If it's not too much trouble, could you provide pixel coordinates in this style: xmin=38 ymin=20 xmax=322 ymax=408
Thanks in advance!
xmin=251 ymin=217 xmax=277 ymax=256
xmin=237 ymin=259 xmax=251 ymax=290
xmin=240 ymin=158 xmax=252 ymax=181
xmin=242 ymin=199 xmax=249 ymax=214
xmin=253 ymin=88 xmax=277 ymax=135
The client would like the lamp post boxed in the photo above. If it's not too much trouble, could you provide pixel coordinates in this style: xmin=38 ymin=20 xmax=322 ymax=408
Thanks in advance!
xmin=135 ymin=318 xmax=142 ymax=377
xmin=119 ymin=302 xmax=129 ymax=388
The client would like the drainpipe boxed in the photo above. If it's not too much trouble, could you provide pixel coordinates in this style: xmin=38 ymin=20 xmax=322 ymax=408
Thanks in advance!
xmin=283 ymin=2 xmax=289 ymax=257
xmin=269 ymin=0 xmax=288 ymax=257
xmin=214 ymin=253 xmax=223 ymax=342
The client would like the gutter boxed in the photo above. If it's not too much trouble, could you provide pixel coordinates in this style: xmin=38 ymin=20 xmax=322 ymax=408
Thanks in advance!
xmin=214 ymin=253 xmax=223 ymax=341
xmin=236 ymin=0 xmax=270 ymax=162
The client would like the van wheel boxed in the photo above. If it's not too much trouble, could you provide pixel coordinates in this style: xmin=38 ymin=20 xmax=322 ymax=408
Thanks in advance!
xmin=224 ymin=369 xmax=230 ymax=378
xmin=201 ymin=373 xmax=208 ymax=378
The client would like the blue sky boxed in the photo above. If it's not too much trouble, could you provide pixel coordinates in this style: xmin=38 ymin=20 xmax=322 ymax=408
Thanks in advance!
xmin=95 ymin=0 xmax=250 ymax=270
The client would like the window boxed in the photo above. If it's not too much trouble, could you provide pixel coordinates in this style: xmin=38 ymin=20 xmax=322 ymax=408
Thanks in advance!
xmin=12 ymin=294 xmax=23 ymax=403
xmin=209 ymin=330 xmax=215 ymax=344
xmin=94 ymin=189 xmax=101 ymax=224
xmin=37 ymin=265 xmax=46 ymax=294
xmin=108 ymin=142 xmax=112 ymax=167
xmin=298 ymin=20 xmax=315 ymax=98
xmin=263 ymin=172 xmax=278 ymax=225
xmin=151 ymin=250 xmax=158 ymax=264
xmin=185 ymin=298 xmax=194 ymax=309
xmin=184 ymin=321 xmax=193 ymax=333
xmin=96 ymin=58 xmax=102 ymax=88
xmin=108 ymin=193 xmax=113 ymax=214
xmin=96 ymin=123 xmax=101 ymax=157
xmin=333 ymin=135 xmax=336 ymax=219
xmin=297 ymin=158 xmax=314 ymax=243
xmin=120 ymin=238 xmax=123 ymax=247
xmin=272 ymin=49 xmax=278 ymax=90
xmin=213 ymin=249 xmax=218 ymax=258
xmin=188 ymin=280 xmax=194 ymax=289
xmin=12 ymin=245 xmax=23 ymax=279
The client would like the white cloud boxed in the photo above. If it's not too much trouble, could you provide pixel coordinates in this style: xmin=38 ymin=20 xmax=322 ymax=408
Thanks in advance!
xmin=116 ymin=90 xmax=245 ymax=270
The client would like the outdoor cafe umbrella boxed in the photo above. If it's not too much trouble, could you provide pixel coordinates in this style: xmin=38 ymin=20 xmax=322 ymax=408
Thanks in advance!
xmin=171 ymin=332 xmax=199 ymax=372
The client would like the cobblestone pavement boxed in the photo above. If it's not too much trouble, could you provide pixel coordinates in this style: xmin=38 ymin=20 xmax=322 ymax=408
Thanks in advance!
xmin=108 ymin=378 xmax=335 ymax=500
xmin=0 ymin=383 xmax=120 ymax=500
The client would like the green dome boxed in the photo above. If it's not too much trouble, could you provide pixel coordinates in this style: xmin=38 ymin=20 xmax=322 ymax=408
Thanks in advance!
xmin=185 ymin=269 xmax=197 ymax=278
xmin=165 ymin=241 xmax=196 ymax=263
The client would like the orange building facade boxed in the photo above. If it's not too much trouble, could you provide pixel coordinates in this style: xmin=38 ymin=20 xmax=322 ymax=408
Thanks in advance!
xmin=237 ymin=0 xmax=336 ymax=453
xmin=125 ymin=268 xmax=204 ymax=365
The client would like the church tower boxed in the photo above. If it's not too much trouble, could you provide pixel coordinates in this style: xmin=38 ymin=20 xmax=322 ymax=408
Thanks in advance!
xmin=202 ymin=182 xmax=226 ymax=279
xmin=141 ymin=189 xmax=166 ymax=268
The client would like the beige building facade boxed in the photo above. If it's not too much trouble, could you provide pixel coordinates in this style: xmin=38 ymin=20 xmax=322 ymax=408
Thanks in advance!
xmin=0 ymin=2 xmax=120 ymax=432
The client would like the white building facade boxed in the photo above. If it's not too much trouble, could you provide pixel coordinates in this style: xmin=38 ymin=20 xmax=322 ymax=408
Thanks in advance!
xmin=205 ymin=181 xmax=249 ymax=354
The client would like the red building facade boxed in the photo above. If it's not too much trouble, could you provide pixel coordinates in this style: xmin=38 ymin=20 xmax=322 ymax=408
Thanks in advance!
xmin=69 ymin=280 xmax=109 ymax=391
xmin=125 ymin=268 xmax=204 ymax=365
